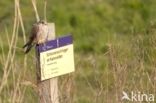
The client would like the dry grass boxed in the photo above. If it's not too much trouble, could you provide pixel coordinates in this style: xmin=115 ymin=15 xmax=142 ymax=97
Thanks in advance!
xmin=0 ymin=0 xmax=74 ymax=103
xmin=0 ymin=0 xmax=156 ymax=103
xmin=0 ymin=0 xmax=30 ymax=102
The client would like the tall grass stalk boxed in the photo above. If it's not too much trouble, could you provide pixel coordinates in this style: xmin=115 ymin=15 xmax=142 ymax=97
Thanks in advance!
xmin=0 ymin=0 xmax=28 ymax=102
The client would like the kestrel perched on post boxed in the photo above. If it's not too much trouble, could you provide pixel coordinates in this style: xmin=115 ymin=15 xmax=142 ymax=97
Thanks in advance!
xmin=23 ymin=20 xmax=49 ymax=53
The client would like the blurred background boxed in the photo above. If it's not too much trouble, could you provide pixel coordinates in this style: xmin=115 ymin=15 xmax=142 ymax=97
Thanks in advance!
xmin=0 ymin=0 xmax=156 ymax=103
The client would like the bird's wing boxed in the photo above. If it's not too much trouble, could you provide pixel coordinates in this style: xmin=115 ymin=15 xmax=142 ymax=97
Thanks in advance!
xmin=29 ymin=24 xmax=39 ymax=42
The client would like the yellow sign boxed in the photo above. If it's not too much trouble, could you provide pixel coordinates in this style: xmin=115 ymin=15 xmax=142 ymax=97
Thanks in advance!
xmin=39 ymin=37 xmax=74 ymax=80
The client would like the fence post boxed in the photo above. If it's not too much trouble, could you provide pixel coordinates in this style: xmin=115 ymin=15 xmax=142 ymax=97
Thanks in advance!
xmin=36 ymin=23 xmax=59 ymax=103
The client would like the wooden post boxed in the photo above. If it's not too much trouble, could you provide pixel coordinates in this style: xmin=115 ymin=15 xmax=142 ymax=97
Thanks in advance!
xmin=36 ymin=23 xmax=59 ymax=103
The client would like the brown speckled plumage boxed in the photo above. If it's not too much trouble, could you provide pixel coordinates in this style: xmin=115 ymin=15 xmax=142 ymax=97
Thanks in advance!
xmin=23 ymin=21 xmax=48 ymax=53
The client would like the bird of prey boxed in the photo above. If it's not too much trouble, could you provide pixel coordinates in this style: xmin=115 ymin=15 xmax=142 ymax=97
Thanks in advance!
xmin=23 ymin=20 xmax=49 ymax=53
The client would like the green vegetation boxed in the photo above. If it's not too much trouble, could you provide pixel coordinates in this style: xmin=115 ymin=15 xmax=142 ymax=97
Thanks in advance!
xmin=0 ymin=0 xmax=156 ymax=103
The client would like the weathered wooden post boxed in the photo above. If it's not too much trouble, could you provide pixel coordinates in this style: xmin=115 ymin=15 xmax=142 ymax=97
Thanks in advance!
xmin=34 ymin=21 xmax=75 ymax=103
xmin=36 ymin=23 xmax=59 ymax=103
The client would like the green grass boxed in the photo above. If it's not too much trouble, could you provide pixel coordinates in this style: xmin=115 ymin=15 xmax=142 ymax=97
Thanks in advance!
xmin=0 ymin=0 xmax=156 ymax=103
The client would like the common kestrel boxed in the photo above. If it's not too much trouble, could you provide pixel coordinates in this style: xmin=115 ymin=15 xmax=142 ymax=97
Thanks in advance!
xmin=23 ymin=20 xmax=49 ymax=53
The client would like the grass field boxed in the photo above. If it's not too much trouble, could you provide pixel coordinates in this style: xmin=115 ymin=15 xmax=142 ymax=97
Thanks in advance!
xmin=0 ymin=0 xmax=156 ymax=103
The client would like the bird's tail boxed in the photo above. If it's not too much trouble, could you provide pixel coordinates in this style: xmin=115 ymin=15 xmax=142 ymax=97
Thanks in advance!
xmin=23 ymin=42 xmax=33 ymax=54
